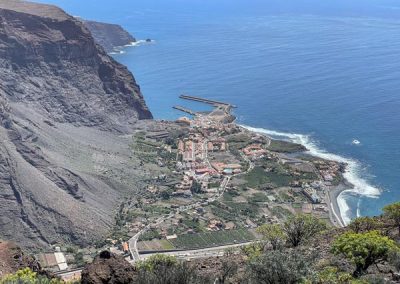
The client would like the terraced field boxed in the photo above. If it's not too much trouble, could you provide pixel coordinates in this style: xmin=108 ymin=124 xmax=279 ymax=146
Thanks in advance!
xmin=170 ymin=229 xmax=256 ymax=249
xmin=137 ymin=229 xmax=257 ymax=252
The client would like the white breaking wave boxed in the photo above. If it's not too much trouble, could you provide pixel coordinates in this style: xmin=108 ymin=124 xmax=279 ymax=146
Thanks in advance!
xmin=240 ymin=124 xmax=381 ymax=225
xmin=109 ymin=40 xmax=154 ymax=55
xmin=124 ymin=39 xmax=150 ymax=47
xmin=109 ymin=50 xmax=126 ymax=55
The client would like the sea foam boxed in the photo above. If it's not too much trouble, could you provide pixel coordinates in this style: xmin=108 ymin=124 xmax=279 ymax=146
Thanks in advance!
xmin=110 ymin=40 xmax=154 ymax=55
xmin=241 ymin=125 xmax=381 ymax=225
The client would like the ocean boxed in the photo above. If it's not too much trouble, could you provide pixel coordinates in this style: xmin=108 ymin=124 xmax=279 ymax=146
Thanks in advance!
xmin=38 ymin=0 xmax=400 ymax=224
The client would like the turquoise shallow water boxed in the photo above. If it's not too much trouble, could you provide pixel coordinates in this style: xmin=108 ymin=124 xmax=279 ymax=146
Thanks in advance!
xmin=39 ymin=0 xmax=400 ymax=223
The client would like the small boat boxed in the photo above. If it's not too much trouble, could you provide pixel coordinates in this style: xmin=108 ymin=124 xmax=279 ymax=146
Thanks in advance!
xmin=352 ymin=139 xmax=361 ymax=145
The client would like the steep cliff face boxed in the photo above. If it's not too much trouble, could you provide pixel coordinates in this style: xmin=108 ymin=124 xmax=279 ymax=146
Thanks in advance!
xmin=0 ymin=0 xmax=152 ymax=130
xmin=82 ymin=20 xmax=136 ymax=52
xmin=0 ymin=0 xmax=153 ymax=249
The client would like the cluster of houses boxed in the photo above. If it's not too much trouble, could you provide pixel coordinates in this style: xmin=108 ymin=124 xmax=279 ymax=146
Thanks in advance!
xmin=174 ymin=123 xmax=243 ymax=198
xmin=211 ymin=162 xmax=242 ymax=175
xmin=313 ymin=160 xmax=343 ymax=184
xmin=298 ymin=180 xmax=325 ymax=204
xmin=242 ymin=144 xmax=268 ymax=160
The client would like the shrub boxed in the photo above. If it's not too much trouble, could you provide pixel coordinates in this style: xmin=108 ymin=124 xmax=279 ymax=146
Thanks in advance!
xmin=256 ymin=224 xmax=285 ymax=250
xmin=331 ymin=230 xmax=399 ymax=277
xmin=246 ymin=250 xmax=312 ymax=284
xmin=136 ymin=254 xmax=203 ymax=284
xmin=311 ymin=266 xmax=366 ymax=284
xmin=383 ymin=202 xmax=400 ymax=235
xmin=0 ymin=268 xmax=63 ymax=284
xmin=349 ymin=217 xmax=379 ymax=233
xmin=283 ymin=214 xmax=327 ymax=247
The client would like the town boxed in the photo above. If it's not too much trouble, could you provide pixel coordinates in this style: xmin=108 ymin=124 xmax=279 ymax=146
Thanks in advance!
xmin=42 ymin=95 xmax=346 ymax=281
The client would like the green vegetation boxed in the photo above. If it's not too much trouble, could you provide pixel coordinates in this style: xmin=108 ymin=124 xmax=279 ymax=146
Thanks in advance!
xmin=243 ymin=166 xmax=272 ymax=188
xmin=332 ymin=230 xmax=399 ymax=277
xmin=181 ymin=217 xmax=202 ymax=231
xmin=246 ymin=250 xmax=312 ymax=284
xmin=383 ymin=202 xmax=400 ymax=235
xmin=190 ymin=180 xmax=203 ymax=194
xmin=159 ymin=240 xmax=175 ymax=250
xmin=247 ymin=192 xmax=268 ymax=203
xmin=271 ymin=206 xmax=293 ymax=219
xmin=227 ymin=133 xmax=252 ymax=147
xmin=278 ymin=191 xmax=295 ymax=202
xmin=0 ymin=268 xmax=63 ymax=284
xmin=136 ymin=255 xmax=205 ymax=284
xmin=211 ymin=201 xmax=260 ymax=221
xmin=137 ymin=254 xmax=177 ymax=271
xmin=140 ymin=229 xmax=162 ymax=241
xmin=170 ymin=229 xmax=255 ymax=249
xmin=266 ymin=139 xmax=306 ymax=153
xmin=256 ymin=223 xmax=285 ymax=250
xmin=240 ymin=242 xmax=264 ymax=260
xmin=349 ymin=216 xmax=380 ymax=233
xmin=74 ymin=251 xmax=86 ymax=267
xmin=142 ymin=205 xmax=171 ymax=215
xmin=312 ymin=266 xmax=364 ymax=284
xmin=243 ymin=166 xmax=295 ymax=189
xmin=283 ymin=214 xmax=327 ymax=247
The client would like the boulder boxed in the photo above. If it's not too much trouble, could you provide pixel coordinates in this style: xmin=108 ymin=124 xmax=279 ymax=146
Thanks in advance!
xmin=81 ymin=251 xmax=136 ymax=284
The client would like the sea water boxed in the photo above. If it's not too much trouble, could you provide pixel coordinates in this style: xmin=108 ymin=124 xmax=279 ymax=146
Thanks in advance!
xmin=38 ymin=0 xmax=400 ymax=224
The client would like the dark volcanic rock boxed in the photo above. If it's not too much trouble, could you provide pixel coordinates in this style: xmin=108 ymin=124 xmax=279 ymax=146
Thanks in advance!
xmin=0 ymin=0 xmax=154 ymax=249
xmin=0 ymin=240 xmax=41 ymax=277
xmin=0 ymin=0 xmax=152 ymax=131
xmin=81 ymin=251 xmax=137 ymax=284
xmin=82 ymin=20 xmax=136 ymax=52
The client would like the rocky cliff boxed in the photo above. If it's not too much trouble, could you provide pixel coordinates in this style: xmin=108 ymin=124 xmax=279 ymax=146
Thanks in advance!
xmin=0 ymin=0 xmax=153 ymax=249
xmin=0 ymin=240 xmax=42 ymax=277
xmin=82 ymin=20 xmax=136 ymax=53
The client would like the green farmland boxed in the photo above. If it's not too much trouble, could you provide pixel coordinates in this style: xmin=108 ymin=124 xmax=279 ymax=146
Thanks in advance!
xmin=170 ymin=229 xmax=256 ymax=250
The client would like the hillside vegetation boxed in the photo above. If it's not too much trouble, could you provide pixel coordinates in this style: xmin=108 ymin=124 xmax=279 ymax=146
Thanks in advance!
xmin=2 ymin=202 xmax=400 ymax=284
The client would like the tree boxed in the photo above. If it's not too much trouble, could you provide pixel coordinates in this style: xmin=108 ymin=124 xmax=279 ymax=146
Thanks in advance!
xmin=217 ymin=259 xmax=238 ymax=284
xmin=214 ymin=248 xmax=239 ymax=284
xmin=190 ymin=180 xmax=203 ymax=194
xmin=246 ymin=250 xmax=312 ymax=284
xmin=160 ymin=190 xmax=171 ymax=200
xmin=383 ymin=202 xmax=400 ymax=235
xmin=256 ymin=224 xmax=285 ymax=250
xmin=331 ymin=230 xmax=399 ymax=277
xmin=283 ymin=214 xmax=327 ymax=247
xmin=349 ymin=216 xmax=379 ymax=233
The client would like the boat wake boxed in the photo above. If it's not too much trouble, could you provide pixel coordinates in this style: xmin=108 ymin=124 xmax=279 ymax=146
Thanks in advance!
xmin=241 ymin=125 xmax=381 ymax=225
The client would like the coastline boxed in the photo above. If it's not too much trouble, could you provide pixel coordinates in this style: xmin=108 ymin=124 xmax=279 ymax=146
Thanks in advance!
xmin=327 ymin=182 xmax=348 ymax=227
xmin=239 ymin=124 xmax=354 ymax=227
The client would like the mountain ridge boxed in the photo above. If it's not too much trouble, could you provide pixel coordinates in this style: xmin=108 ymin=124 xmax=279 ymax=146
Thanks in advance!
xmin=0 ymin=0 xmax=153 ymax=249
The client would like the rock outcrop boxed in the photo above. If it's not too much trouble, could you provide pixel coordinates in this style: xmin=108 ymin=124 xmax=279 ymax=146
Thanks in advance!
xmin=82 ymin=20 xmax=136 ymax=52
xmin=0 ymin=0 xmax=153 ymax=249
xmin=0 ymin=240 xmax=41 ymax=277
xmin=81 ymin=251 xmax=137 ymax=284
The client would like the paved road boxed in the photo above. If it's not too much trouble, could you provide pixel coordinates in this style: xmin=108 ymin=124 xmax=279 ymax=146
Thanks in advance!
xmin=127 ymin=137 xmax=236 ymax=262
xmin=127 ymin=174 xmax=231 ymax=262
xmin=56 ymin=269 xmax=82 ymax=282
xmin=127 ymin=131 xmax=258 ymax=262
xmin=139 ymin=241 xmax=255 ymax=261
